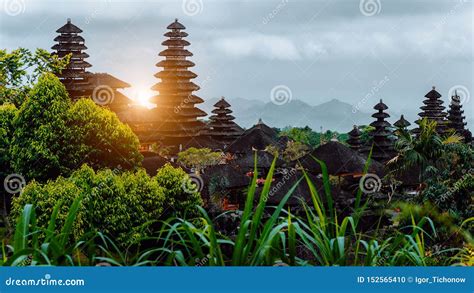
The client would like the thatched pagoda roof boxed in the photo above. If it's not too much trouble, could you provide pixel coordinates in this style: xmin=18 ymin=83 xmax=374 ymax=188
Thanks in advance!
xmin=142 ymin=154 xmax=172 ymax=176
xmin=56 ymin=18 xmax=82 ymax=33
xmin=230 ymin=151 xmax=285 ymax=170
xmin=394 ymin=115 xmax=411 ymax=128
xmin=300 ymin=141 xmax=384 ymax=175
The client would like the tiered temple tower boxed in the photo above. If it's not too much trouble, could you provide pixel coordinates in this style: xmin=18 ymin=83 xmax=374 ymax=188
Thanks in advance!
xmin=415 ymin=86 xmax=448 ymax=135
xmin=206 ymin=97 xmax=242 ymax=145
xmin=367 ymin=99 xmax=395 ymax=163
xmin=52 ymin=18 xmax=91 ymax=96
xmin=149 ymin=19 xmax=206 ymax=147
xmin=347 ymin=125 xmax=362 ymax=152
xmin=52 ymin=19 xmax=131 ymax=112
xmin=447 ymin=91 xmax=471 ymax=142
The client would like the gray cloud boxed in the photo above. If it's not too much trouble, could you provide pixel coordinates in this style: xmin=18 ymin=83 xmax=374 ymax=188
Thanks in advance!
xmin=1 ymin=0 xmax=472 ymax=128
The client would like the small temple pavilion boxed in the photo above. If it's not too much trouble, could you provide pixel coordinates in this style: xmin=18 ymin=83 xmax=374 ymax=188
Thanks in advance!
xmin=148 ymin=19 xmax=207 ymax=148
xmin=52 ymin=19 xmax=131 ymax=112
xmin=415 ymin=86 xmax=448 ymax=135
xmin=366 ymin=99 xmax=395 ymax=163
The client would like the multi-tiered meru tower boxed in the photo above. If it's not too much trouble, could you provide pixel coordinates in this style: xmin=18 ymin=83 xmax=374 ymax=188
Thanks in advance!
xmin=52 ymin=19 xmax=131 ymax=112
xmin=149 ymin=19 xmax=207 ymax=148
xmin=415 ymin=87 xmax=448 ymax=135
xmin=206 ymin=97 xmax=242 ymax=145
xmin=367 ymin=99 xmax=395 ymax=163
xmin=447 ymin=91 xmax=472 ymax=143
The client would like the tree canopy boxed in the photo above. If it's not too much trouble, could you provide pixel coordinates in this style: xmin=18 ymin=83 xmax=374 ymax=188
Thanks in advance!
xmin=0 ymin=48 xmax=69 ymax=107
xmin=9 ymin=73 xmax=142 ymax=182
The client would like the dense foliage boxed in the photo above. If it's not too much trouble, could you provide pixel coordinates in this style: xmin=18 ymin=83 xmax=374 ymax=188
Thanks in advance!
xmin=177 ymin=147 xmax=221 ymax=172
xmin=10 ymin=164 xmax=202 ymax=245
xmin=155 ymin=164 xmax=203 ymax=218
xmin=0 ymin=103 xmax=17 ymax=184
xmin=0 ymin=48 xmax=69 ymax=107
xmin=3 ymin=157 xmax=472 ymax=266
xmin=8 ymin=73 xmax=141 ymax=182
xmin=279 ymin=126 xmax=347 ymax=147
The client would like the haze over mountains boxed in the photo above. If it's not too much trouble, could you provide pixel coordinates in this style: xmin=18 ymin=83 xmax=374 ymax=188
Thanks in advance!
xmin=201 ymin=97 xmax=472 ymax=133
xmin=201 ymin=97 xmax=375 ymax=133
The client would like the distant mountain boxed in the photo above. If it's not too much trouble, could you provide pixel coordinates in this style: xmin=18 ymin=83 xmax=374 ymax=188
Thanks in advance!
xmin=200 ymin=97 xmax=372 ymax=132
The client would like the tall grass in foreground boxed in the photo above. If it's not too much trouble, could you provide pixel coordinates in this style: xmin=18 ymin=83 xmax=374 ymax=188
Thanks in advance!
xmin=2 ymin=154 xmax=472 ymax=266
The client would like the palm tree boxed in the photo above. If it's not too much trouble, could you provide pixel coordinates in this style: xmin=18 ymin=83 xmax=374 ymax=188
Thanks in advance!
xmin=388 ymin=118 xmax=462 ymax=182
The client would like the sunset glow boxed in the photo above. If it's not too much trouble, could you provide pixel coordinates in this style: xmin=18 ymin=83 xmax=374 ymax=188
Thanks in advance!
xmin=129 ymin=87 xmax=155 ymax=108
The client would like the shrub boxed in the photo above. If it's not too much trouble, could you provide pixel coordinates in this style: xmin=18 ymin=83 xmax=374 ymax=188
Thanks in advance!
xmin=155 ymin=164 xmax=203 ymax=218
xmin=10 ymin=178 xmax=86 ymax=240
xmin=10 ymin=164 xmax=203 ymax=245
xmin=11 ymin=165 xmax=166 ymax=245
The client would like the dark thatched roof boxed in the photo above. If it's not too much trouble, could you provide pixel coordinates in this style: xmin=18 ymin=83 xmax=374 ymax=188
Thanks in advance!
xmin=56 ymin=19 xmax=82 ymax=33
xmin=300 ymin=141 xmax=384 ymax=176
xmin=394 ymin=115 xmax=411 ymax=128
xmin=230 ymin=151 xmax=285 ymax=170
xmin=226 ymin=128 xmax=279 ymax=154
xmin=202 ymin=164 xmax=250 ymax=189
xmin=142 ymin=155 xmax=172 ymax=176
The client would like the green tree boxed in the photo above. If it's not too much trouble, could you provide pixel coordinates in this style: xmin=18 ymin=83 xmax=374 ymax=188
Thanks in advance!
xmin=155 ymin=164 xmax=203 ymax=218
xmin=0 ymin=103 xmax=17 ymax=181
xmin=389 ymin=118 xmax=462 ymax=179
xmin=10 ymin=73 xmax=75 ymax=181
xmin=283 ymin=140 xmax=310 ymax=161
xmin=68 ymin=98 xmax=142 ymax=171
xmin=10 ymin=73 xmax=142 ymax=182
xmin=177 ymin=147 xmax=221 ymax=172
xmin=280 ymin=126 xmax=346 ymax=148
xmin=0 ymin=48 xmax=69 ymax=107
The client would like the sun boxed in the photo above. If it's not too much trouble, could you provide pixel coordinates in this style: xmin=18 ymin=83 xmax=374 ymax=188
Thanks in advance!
xmin=130 ymin=87 xmax=155 ymax=108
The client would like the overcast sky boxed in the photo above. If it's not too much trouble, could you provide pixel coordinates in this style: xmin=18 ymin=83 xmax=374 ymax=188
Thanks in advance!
xmin=1 ymin=0 xmax=472 ymax=124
